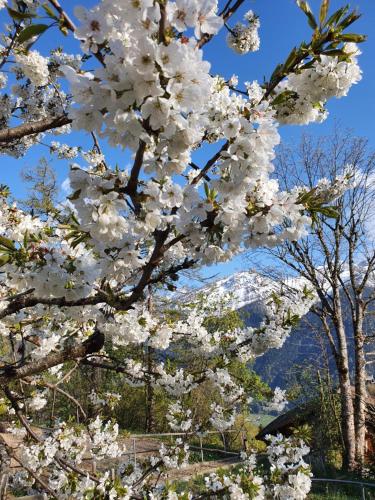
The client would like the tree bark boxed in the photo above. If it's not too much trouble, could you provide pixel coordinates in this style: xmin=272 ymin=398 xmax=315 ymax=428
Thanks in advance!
xmin=144 ymin=346 xmax=155 ymax=433
xmin=145 ymin=289 xmax=155 ymax=433
xmin=0 ymin=115 xmax=71 ymax=145
xmin=0 ymin=437 xmax=10 ymax=500
xmin=334 ymin=300 xmax=357 ymax=471
xmin=353 ymin=303 xmax=367 ymax=467
xmin=0 ymin=328 xmax=104 ymax=386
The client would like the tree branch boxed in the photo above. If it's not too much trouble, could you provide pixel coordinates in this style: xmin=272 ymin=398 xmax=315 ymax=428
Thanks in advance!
xmin=48 ymin=0 xmax=76 ymax=31
xmin=125 ymin=140 xmax=147 ymax=211
xmin=191 ymin=141 xmax=229 ymax=185
xmin=0 ymin=328 xmax=104 ymax=384
xmin=47 ymin=0 xmax=105 ymax=66
xmin=0 ymin=115 xmax=71 ymax=145
xmin=0 ymin=293 xmax=102 ymax=320
xmin=197 ymin=0 xmax=245 ymax=49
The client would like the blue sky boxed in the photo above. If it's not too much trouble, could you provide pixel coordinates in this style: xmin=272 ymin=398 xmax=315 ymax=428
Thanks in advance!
xmin=1 ymin=0 xmax=374 ymax=280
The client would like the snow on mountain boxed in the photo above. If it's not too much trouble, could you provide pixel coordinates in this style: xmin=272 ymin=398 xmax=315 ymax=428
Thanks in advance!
xmin=201 ymin=263 xmax=375 ymax=312
xmin=199 ymin=270 xmax=280 ymax=310
xmin=190 ymin=268 xmax=375 ymax=387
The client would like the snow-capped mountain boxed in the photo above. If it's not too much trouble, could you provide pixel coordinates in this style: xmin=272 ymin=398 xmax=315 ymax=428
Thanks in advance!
xmin=195 ymin=269 xmax=375 ymax=388
xmin=201 ymin=263 xmax=375 ymax=312
xmin=198 ymin=270 xmax=279 ymax=310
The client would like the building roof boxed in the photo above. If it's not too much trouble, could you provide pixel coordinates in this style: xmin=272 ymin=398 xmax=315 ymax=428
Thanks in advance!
xmin=257 ymin=385 xmax=375 ymax=440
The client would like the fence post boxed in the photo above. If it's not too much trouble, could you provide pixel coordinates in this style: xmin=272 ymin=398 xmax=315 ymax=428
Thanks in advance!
xmin=199 ymin=436 xmax=204 ymax=462
xmin=221 ymin=432 xmax=227 ymax=452
xmin=241 ymin=431 xmax=247 ymax=452
xmin=133 ymin=437 xmax=137 ymax=467
xmin=361 ymin=484 xmax=365 ymax=500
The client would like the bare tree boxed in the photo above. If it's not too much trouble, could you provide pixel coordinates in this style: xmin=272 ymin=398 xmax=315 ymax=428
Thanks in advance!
xmin=257 ymin=127 xmax=375 ymax=471
xmin=20 ymin=158 xmax=58 ymax=216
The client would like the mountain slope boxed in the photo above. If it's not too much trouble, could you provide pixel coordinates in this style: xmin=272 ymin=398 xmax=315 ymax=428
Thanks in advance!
xmin=198 ymin=270 xmax=279 ymax=310
xmin=200 ymin=270 xmax=375 ymax=388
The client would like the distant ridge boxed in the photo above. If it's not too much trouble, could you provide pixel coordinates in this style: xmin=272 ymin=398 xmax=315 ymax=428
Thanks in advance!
xmin=194 ymin=269 xmax=375 ymax=388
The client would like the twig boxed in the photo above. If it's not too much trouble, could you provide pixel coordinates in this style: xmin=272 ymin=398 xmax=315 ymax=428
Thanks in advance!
xmin=191 ymin=142 xmax=229 ymax=185
xmin=43 ymin=382 xmax=87 ymax=420
xmin=48 ymin=0 xmax=76 ymax=31
xmin=197 ymin=0 xmax=245 ymax=49
xmin=23 ymin=380 xmax=87 ymax=420
xmin=3 ymin=387 xmax=98 ymax=484
xmin=8 ymin=448 xmax=58 ymax=499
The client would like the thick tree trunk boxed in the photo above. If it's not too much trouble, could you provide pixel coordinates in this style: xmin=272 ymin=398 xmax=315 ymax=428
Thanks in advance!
xmin=145 ymin=288 xmax=155 ymax=434
xmin=145 ymin=384 xmax=155 ymax=433
xmin=337 ymin=365 xmax=356 ymax=471
xmin=334 ymin=301 xmax=357 ymax=471
xmin=0 ymin=438 xmax=10 ymax=499
xmin=353 ymin=304 xmax=367 ymax=467
xmin=144 ymin=346 xmax=155 ymax=433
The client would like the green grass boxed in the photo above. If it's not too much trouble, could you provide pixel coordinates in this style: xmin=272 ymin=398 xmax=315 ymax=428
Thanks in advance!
xmin=309 ymin=482 xmax=375 ymax=499
xmin=188 ymin=449 xmax=229 ymax=463
xmin=248 ymin=413 xmax=276 ymax=427
xmin=309 ymin=494 xmax=362 ymax=499
xmin=167 ymin=462 xmax=375 ymax=499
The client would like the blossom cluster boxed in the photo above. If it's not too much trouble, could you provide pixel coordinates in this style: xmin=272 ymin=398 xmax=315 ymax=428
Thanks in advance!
xmin=166 ymin=402 xmax=193 ymax=432
xmin=11 ymin=423 xmax=311 ymax=499
xmin=15 ymin=51 xmax=49 ymax=87
xmin=198 ymin=436 xmax=311 ymax=500
xmin=227 ymin=10 xmax=260 ymax=54
xmin=0 ymin=0 xmax=365 ymax=497
xmin=18 ymin=417 xmax=121 ymax=475
xmin=266 ymin=434 xmax=312 ymax=499
xmin=0 ymin=41 xmax=81 ymax=157
xmin=274 ymin=44 xmax=362 ymax=125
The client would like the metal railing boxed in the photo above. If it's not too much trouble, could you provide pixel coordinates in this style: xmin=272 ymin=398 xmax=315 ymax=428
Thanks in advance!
xmin=127 ymin=430 xmax=242 ymax=466
xmin=8 ymin=429 xmax=375 ymax=498
xmin=311 ymin=478 xmax=375 ymax=499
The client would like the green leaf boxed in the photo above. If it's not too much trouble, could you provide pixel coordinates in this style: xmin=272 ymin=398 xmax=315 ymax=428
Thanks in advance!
xmin=324 ymin=41 xmax=340 ymax=50
xmin=0 ymin=254 xmax=10 ymax=267
xmin=70 ymin=233 xmax=88 ymax=249
xmin=300 ymin=60 xmax=316 ymax=71
xmin=326 ymin=5 xmax=349 ymax=27
xmin=7 ymin=7 xmax=36 ymax=20
xmin=23 ymin=230 xmax=29 ymax=248
xmin=318 ymin=206 xmax=339 ymax=218
xmin=296 ymin=1 xmax=317 ymax=29
xmin=0 ymin=235 xmax=15 ymax=251
xmin=338 ymin=11 xmax=361 ymax=30
xmin=17 ymin=24 xmax=49 ymax=44
xmin=269 ymin=63 xmax=283 ymax=84
xmin=319 ymin=0 xmax=330 ymax=25
xmin=283 ymin=47 xmax=298 ymax=71
xmin=338 ymin=33 xmax=367 ymax=43
xmin=271 ymin=90 xmax=297 ymax=106
xmin=322 ymin=49 xmax=347 ymax=57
